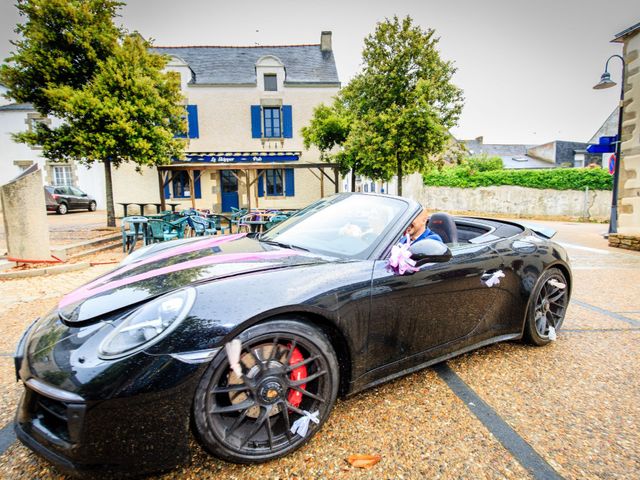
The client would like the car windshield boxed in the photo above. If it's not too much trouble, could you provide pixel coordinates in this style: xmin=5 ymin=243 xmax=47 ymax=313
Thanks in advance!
xmin=260 ymin=194 xmax=409 ymax=258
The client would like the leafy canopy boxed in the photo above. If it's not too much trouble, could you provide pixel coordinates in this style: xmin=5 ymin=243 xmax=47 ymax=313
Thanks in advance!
xmin=303 ymin=16 xmax=464 ymax=194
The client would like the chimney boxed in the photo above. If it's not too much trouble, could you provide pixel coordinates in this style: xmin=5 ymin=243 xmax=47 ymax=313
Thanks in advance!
xmin=321 ymin=31 xmax=332 ymax=52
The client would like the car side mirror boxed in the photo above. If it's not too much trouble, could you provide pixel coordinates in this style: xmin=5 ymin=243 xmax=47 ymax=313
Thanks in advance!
xmin=81 ymin=193 xmax=88 ymax=197
xmin=409 ymin=239 xmax=452 ymax=266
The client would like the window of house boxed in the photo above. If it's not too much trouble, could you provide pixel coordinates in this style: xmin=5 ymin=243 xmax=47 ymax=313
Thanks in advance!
xmin=263 ymin=107 xmax=281 ymax=138
xmin=265 ymin=169 xmax=284 ymax=196
xmin=258 ymin=168 xmax=294 ymax=197
xmin=172 ymin=171 xmax=191 ymax=198
xmin=264 ymin=74 xmax=277 ymax=92
xmin=52 ymin=165 xmax=73 ymax=186
xmin=168 ymin=170 xmax=202 ymax=199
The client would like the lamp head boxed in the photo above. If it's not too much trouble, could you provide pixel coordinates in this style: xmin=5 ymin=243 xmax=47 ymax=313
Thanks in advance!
xmin=593 ymin=71 xmax=617 ymax=90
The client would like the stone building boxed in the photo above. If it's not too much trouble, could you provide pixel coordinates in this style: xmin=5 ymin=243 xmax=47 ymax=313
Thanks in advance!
xmin=110 ymin=32 xmax=341 ymax=215
xmin=610 ymin=22 xmax=640 ymax=249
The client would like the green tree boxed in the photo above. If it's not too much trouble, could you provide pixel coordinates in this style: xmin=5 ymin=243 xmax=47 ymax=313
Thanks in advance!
xmin=301 ymin=99 xmax=361 ymax=190
xmin=1 ymin=0 xmax=185 ymax=227
xmin=343 ymin=15 xmax=464 ymax=195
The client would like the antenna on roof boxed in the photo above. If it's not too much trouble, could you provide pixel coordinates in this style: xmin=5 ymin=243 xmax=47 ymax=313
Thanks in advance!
xmin=254 ymin=29 xmax=260 ymax=46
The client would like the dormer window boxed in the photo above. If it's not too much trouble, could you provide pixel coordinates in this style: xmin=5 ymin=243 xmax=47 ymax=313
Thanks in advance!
xmin=264 ymin=74 xmax=277 ymax=92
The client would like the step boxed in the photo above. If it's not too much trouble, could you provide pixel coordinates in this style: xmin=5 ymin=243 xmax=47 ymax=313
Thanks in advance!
xmin=51 ymin=233 xmax=121 ymax=260
xmin=67 ymin=240 xmax=122 ymax=260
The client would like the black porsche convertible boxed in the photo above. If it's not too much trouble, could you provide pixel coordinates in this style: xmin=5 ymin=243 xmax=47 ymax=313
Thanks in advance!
xmin=14 ymin=193 xmax=571 ymax=477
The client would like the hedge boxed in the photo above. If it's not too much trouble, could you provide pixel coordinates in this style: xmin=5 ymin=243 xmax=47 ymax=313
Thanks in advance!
xmin=423 ymin=166 xmax=613 ymax=191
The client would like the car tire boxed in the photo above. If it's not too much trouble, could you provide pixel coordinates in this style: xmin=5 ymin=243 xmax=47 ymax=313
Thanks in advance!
xmin=193 ymin=319 xmax=339 ymax=464
xmin=524 ymin=267 xmax=569 ymax=346
xmin=88 ymin=201 xmax=97 ymax=212
xmin=57 ymin=203 xmax=68 ymax=215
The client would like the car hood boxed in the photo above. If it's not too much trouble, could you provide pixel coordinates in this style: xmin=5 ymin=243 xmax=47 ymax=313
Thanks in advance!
xmin=58 ymin=233 xmax=329 ymax=323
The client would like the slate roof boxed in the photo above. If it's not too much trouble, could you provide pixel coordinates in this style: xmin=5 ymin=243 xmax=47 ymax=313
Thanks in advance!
xmin=462 ymin=139 xmax=555 ymax=169
xmin=613 ymin=22 xmax=640 ymax=42
xmin=151 ymin=45 xmax=340 ymax=86
xmin=0 ymin=102 xmax=34 ymax=111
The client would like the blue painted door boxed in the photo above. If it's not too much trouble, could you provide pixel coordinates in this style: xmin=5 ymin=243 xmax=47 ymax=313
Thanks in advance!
xmin=220 ymin=170 xmax=239 ymax=212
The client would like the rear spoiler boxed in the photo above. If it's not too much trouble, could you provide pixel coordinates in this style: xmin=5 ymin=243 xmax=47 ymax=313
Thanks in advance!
xmin=515 ymin=221 xmax=557 ymax=239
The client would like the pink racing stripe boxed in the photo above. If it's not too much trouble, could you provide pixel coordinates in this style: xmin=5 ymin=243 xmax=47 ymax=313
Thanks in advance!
xmin=63 ymin=233 xmax=246 ymax=303
xmin=59 ymin=249 xmax=295 ymax=309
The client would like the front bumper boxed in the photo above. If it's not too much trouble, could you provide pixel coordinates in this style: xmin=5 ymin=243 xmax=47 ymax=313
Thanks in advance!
xmin=15 ymin=352 xmax=204 ymax=478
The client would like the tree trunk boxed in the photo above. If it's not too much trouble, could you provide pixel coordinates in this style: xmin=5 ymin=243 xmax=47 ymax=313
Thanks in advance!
xmin=350 ymin=167 xmax=356 ymax=192
xmin=104 ymin=159 xmax=116 ymax=227
xmin=396 ymin=155 xmax=403 ymax=197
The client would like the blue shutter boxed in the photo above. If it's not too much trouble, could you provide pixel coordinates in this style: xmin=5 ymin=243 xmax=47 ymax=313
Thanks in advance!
xmin=282 ymin=105 xmax=292 ymax=138
xmin=187 ymin=105 xmax=199 ymax=138
xmin=251 ymin=105 xmax=262 ymax=138
xmin=285 ymin=168 xmax=295 ymax=197
xmin=194 ymin=170 xmax=201 ymax=199
xmin=257 ymin=170 xmax=264 ymax=197
xmin=163 ymin=173 xmax=170 ymax=199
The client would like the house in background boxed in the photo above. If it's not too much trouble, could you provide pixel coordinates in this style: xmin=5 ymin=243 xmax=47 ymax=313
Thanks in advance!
xmin=463 ymin=136 xmax=601 ymax=169
xmin=0 ymin=83 xmax=106 ymax=209
xmin=108 ymin=31 xmax=342 ymax=215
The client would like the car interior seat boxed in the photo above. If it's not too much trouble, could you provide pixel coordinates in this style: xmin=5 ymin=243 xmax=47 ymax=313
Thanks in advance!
xmin=427 ymin=212 xmax=458 ymax=244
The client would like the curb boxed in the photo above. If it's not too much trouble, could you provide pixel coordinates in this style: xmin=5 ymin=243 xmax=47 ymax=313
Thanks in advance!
xmin=0 ymin=262 xmax=90 ymax=280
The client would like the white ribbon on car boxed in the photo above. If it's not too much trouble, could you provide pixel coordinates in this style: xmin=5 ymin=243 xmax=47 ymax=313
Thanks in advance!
xmin=387 ymin=235 xmax=418 ymax=275
xmin=548 ymin=326 xmax=557 ymax=341
xmin=482 ymin=270 xmax=505 ymax=287
xmin=548 ymin=279 xmax=566 ymax=290
xmin=225 ymin=339 xmax=243 ymax=378
xmin=290 ymin=410 xmax=320 ymax=438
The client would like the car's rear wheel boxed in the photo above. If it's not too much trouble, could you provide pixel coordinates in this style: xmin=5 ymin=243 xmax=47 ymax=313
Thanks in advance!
xmin=525 ymin=268 xmax=569 ymax=346
xmin=88 ymin=201 xmax=96 ymax=212
xmin=57 ymin=203 xmax=68 ymax=215
xmin=193 ymin=320 xmax=339 ymax=463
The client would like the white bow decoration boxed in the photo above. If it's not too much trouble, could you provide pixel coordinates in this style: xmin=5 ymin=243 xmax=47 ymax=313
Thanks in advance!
xmin=290 ymin=410 xmax=320 ymax=438
xmin=225 ymin=339 xmax=243 ymax=378
xmin=483 ymin=270 xmax=505 ymax=288
xmin=387 ymin=235 xmax=418 ymax=275
xmin=548 ymin=279 xmax=566 ymax=290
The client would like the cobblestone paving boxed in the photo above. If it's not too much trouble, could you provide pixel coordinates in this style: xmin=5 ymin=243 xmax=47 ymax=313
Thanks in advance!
xmin=0 ymin=228 xmax=638 ymax=479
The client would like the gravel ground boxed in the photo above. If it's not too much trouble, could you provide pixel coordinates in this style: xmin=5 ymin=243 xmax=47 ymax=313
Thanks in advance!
xmin=0 ymin=226 xmax=638 ymax=479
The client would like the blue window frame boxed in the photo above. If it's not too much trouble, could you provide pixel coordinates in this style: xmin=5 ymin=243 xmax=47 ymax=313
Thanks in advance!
xmin=170 ymin=170 xmax=201 ymax=199
xmin=258 ymin=168 xmax=295 ymax=197
xmin=175 ymin=105 xmax=199 ymax=139
xmin=263 ymin=107 xmax=281 ymax=138
xmin=265 ymin=169 xmax=284 ymax=196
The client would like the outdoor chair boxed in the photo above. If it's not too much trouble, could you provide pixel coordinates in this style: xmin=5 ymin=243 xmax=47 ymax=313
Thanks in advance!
xmin=146 ymin=219 xmax=180 ymax=243
xmin=208 ymin=215 xmax=229 ymax=235
xmin=188 ymin=216 xmax=217 ymax=236
xmin=265 ymin=214 xmax=289 ymax=231
xmin=121 ymin=216 xmax=148 ymax=252
xmin=229 ymin=207 xmax=248 ymax=232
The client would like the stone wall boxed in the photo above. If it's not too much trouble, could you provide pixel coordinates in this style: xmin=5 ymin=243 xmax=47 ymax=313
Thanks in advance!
xmin=618 ymin=30 xmax=640 ymax=235
xmin=608 ymin=234 xmax=640 ymax=251
xmin=411 ymin=185 xmax=611 ymax=220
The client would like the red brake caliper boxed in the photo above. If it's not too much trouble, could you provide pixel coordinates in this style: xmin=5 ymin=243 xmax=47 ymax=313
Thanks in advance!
xmin=287 ymin=346 xmax=307 ymax=408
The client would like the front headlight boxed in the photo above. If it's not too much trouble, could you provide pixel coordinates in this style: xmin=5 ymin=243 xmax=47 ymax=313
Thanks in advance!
xmin=98 ymin=288 xmax=196 ymax=359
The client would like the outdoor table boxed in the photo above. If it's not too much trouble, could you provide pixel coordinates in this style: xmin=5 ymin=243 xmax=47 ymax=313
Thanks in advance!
xmin=126 ymin=217 xmax=148 ymax=253
xmin=147 ymin=202 xmax=181 ymax=213
xmin=244 ymin=219 xmax=269 ymax=233
xmin=207 ymin=213 xmax=233 ymax=233
xmin=117 ymin=202 xmax=134 ymax=217
xmin=134 ymin=203 xmax=151 ymax=216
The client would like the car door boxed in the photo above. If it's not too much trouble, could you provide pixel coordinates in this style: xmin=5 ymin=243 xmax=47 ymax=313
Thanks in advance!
xmin=70 ymin=187 xmax=88 ymax=208
xmin=366 ymin=242 xmax=504 ymax=374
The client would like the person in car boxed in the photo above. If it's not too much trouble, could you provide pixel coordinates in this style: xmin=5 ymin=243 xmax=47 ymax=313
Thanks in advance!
xmin=402 ymin=209 xmax=443 ymax=243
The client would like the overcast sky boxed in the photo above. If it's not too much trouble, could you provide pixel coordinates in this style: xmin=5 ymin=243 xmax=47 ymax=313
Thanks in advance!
xmin=2 ymin=0 xmax=639 ymax=144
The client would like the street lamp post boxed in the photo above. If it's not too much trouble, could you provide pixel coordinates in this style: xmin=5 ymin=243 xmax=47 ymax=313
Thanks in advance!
xmin=593 ymin=54 xmax=625 ymax=235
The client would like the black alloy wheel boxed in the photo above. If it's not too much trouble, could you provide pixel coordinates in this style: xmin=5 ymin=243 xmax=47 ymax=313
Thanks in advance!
xmin=193 ymin=320 xmax=339 ymax=463
xmin=525 ymin=268 xmax=569 ymax=346
xmin=88 ymin=201 xmax=97 ymax=212
xmin=57 ymin=202 xmax=68 ymax=215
